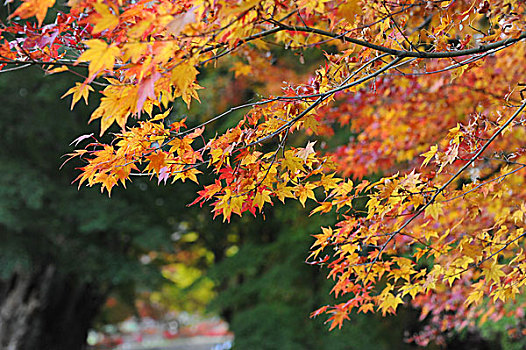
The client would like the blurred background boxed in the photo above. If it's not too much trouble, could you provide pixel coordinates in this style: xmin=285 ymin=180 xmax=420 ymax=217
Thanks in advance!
xmin=0 ymin=6 xmax=521 ymax=349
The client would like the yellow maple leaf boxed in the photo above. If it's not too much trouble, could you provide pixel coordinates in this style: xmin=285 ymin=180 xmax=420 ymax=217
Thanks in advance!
xmin=379 ymin=292 xmax=403 ymax=316
xmin=94 ymin=172 xmax=118 ymax=196
xmin=10 ymin=0 xmax=55 ymax=26
xmin=228 ymin=195 xmax=245 ymax=221
xmin=450 ymin=64 xmax=468 ymax=82
xmin=62 ymin=82 xmax=94 ymax=109
xmin=123 ymin=42 xmax=149 ymax=63
xmin=91 ymin=2 xmax=119 ymax=34
xmin=400 ymin=283 xmax=422 ymax=299
xmin=483 ymin=261 xmax=506 ymax=283
xmin=171 ymin=61 xmax=199 ymax=104
xmin=310 ymin=201 xmax=332 ymax=216
xmin=282 ymin=150 xmax=304 ymax=174
xmin=89 ymin=83 xmax=136 ymax=134
xmin=275 ymin=183 xmax=295 ymax=203
xmin=311 ymin=226 xmax=333 ymax=250
xmin=252 ymin=190 xmax=272 ymax=211
xmin=76 ymin=39 xmax=120 ymax=79
xmin=45 ymin=65 xmax=69 ymax=74
xmin=447 ymin=124 xmax=464 ymax=144
xmin=295 ymin=183 xmax=317 ymax=207
xmin=465 ymin=283 xmax=484 ymax=306
xmin=512 ymin=208 xmax=524 ymax=223
xmin=222 ymin=0 xmax=260 ymax=16
xmin=128 ymin=20 xmax=152 ymax=40
xmin=150 ymin=109 xmax=171 ymax=122
xmin=303 ymin=115 xmax=320 ymax=133
xmin=178 ymin=167 xmax=201 ymax=184
xmin=421 ymin=145 xmax=437 ymax=167
xmin=424 ymin=202 xmax=443 ymax=221
xmin=319 ymin=173 xmax=342 ymax=191
xmin=379 ymin=19 xmax=390 ymax=34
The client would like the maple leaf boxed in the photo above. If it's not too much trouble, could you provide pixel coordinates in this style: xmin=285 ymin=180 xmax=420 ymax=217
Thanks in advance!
xmin=215 ymin=191 xmax=245 ymax=223
xmin=358 ymin=303 xmax=374 ymax=314
xmin=136 ymin=72 xmax=161 ymax=112
xmin=482 ymin=261 xmax=506 ymax=284
xmin=310 ymin=305 xmax=328 ymax=319
xmin=310 ymin=227 xmax=333 ymax=260
xmin=379 ymin=292 xmax=403 ymax=316
xmin=421 ymin=145 xmax=438 ymax=167
xmin=303 ymin=115 xmax=320 ymax=133
xmin=424 ymin=203 xmax=444 ymax=221
xmin=282 ymin=150 xmax=304 ymax=174
xmin=326 ymin=306 xmax=350 ymax=331
xmin=252 ymin=189 xmax=272 ymax=212
xmin=319 ymin=173 xmax=342 ymax=191
xmin=171 ymin=62 xmax=199 ymax=107
xmin=465 ymin=282 xmax=484 ymax=306
xmin=46 ymin=65 xmax=69 ymax=75
xmin=91 ymin=2 xmax=119 ymax=34
xmin=275 ymin=183 xmax=295 ymax=203
xmin=76 ymin=39 xmax=120 ymax=79
xmin=10 ymin=0 xmax=55 ymax=26
xmin=157 ymin=166 xmax=170 ymax=185
xmin=62 ymin=82 xmax=94 ymax=110
xmin=95 ymin=172 xmax=118 ymax=196
xmin=150 ymin=109 xmax=172 ymax=122
xmin=295 ymin=183 xmax=316 ymax=207
xmin=296 ymin=140 xmax=317 ymax=161
xmin=145 ymin=151 xmax=168 ymax=175
xmin=338 ymin=0 xmax=362 ymax=24
xmin=310 ymin=202 xmax=332 ymax=216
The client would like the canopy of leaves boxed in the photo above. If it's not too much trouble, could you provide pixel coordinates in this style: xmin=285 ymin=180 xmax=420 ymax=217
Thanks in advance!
xmin=5 ymin=0 xmax=526 ymax=346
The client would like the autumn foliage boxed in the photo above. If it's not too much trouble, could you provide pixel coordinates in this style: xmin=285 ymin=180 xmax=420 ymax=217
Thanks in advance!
xmin=5 ymin=0 xmax=526 ymax=345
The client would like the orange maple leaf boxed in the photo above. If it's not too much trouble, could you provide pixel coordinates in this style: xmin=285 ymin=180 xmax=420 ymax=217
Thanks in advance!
xmin=146 ymin=151 xmax=168 ymax=175
xmin=62 ymin=82 xmax=94 ymax=110
xmin=326 ymin=306 xmax=350 ymax=331
xmin=10 ymin=0 xmax=55 ymax=26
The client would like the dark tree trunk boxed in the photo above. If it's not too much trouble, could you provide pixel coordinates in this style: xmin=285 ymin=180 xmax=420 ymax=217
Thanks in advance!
xmin=0 ymin=265 xmax=107 ymax=350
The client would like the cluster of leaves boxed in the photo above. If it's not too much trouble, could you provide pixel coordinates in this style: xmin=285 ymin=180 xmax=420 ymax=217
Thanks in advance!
xmin=5 ymin=0 xmax=526 ymax=345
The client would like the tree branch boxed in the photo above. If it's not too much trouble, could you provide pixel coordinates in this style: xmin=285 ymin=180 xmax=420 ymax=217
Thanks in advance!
xmin=273 ymin=23 xmax=526 ymax=59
